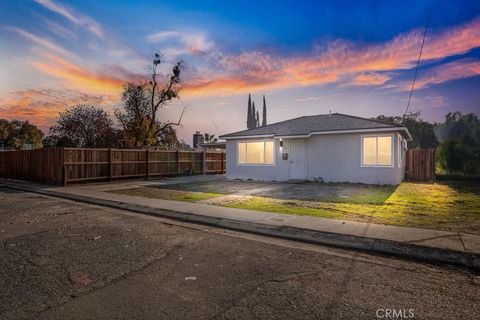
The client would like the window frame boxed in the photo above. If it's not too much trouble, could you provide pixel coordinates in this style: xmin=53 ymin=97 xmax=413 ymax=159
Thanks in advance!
xmin=236 ymin=139 xmax=276 ymax=166
xmin=360 ymin=134 xmax=394 ymax=168
xmin=397 ymin=134 xmax=403 ymax=168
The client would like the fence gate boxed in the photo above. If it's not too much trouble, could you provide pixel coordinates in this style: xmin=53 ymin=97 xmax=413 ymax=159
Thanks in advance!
xmin=405 ymin=149 xmax=436 ymax=182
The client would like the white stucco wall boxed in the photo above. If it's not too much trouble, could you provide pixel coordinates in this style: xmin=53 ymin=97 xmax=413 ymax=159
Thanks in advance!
xmin=305 ymin=132 xmax=404 ymax=185
xmin=226 ymin=131 xmax=406 ymax=185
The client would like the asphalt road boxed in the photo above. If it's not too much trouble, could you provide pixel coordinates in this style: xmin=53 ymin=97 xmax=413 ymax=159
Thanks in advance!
xmin=0 ymin=187 xmax=479 ymax=320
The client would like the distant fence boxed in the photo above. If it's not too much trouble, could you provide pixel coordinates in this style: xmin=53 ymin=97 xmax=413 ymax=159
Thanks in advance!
xmin=405 ymin=149 xmax=436 ymax=182
xmin=0 ymin=148 xmax=226 ymax=185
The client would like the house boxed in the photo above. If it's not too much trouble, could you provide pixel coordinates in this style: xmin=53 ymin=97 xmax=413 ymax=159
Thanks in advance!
xmin=219 ymin=113 xmax=412 ymax=185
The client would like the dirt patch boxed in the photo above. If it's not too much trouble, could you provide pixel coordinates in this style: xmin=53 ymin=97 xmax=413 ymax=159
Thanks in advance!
xmin=155 ymin=180 xmax=396 ymax=204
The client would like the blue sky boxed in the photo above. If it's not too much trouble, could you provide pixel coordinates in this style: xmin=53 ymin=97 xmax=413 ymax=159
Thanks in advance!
xmin=0 ymin=0 xmax=479 ymax=143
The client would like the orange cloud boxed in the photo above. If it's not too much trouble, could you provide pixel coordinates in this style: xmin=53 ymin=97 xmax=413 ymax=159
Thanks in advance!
xmin=0 ymin=89 xmax=116 ymax=131
xmin=350 ymin=73 xmax=391 ymax=86
xmin=180 ymin=17 xmax=480 ymax=96
xmin=8 ymin=13 xmax=480 ymax=103
xmin=32 ymin=55 xmax=126 ymax=94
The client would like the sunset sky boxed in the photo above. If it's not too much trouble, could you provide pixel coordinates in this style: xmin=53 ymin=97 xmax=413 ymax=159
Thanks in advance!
xmin=1 ymin=0 xmax=479 ymax=144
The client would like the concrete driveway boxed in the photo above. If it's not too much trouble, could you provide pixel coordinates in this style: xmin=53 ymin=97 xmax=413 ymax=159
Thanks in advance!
xmin=1 ymin=187 xmax=479 ymax=320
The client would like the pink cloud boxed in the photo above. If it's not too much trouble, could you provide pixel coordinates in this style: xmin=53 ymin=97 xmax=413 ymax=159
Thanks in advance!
xmin=414 ymin=59 xmax=480 ymax=89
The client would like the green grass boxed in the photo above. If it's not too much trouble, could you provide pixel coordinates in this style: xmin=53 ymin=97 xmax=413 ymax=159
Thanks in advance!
xmin=173 ymin=192 xmax=222 ymax=202
xmin=224 ymin=182 xmax=480 ymax=234
xmin=111 ymin=182 xmax=480 ymax=235
xmin=112 ymin=187 xmax=222 ymax=202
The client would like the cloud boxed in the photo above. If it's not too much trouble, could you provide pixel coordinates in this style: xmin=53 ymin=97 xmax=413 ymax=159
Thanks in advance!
xmin=145 ymin=31 xmax=214 ymax=56
xmin=7 ymin=2 xmax=480 ymax=115
xmin=31 ymin=53 xmax=140 ymax=94
xmin=295 ymin=97 xmax=321 ymax=102
xmin=413 ymin=59 xmax=480 ymax=89
xmin=44 ymin=19 xmax=77 ymax=40
xmin=14 ymin=4 xmax=480 ymax=101
xmin=180 ymin=17 xmax=480 ymax=96
xmin=34 ymin=0 xmax=105 ymax=38
xmin=11 ymin=27 xmax=78 ymax=59
xmin=294 ymin=93 xmax=341 ymax=102
xmin=349 ymin=73 xmax=391 ymax=86
xmin=0 ymin=89 xmax=115 ymax=131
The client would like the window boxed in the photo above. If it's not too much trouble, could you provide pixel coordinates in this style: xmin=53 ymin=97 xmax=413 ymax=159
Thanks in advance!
xmin=362 ymin=135 xmax=392 ymax=167
xmin=238 ymin=141 xmax=274 ymax=165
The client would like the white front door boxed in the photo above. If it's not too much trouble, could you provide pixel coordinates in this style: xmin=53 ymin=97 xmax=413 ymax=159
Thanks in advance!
xmin=287 ymin=139 xmax=307 ymax=180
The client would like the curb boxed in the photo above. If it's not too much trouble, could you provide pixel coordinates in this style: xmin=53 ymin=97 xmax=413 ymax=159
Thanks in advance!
xmin=2 ymin=181 xmax=479 ymax=272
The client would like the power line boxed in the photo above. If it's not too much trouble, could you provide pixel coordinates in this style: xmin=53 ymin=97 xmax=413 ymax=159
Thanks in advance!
xmin=403 ymin=12 xmax=431 ymax=120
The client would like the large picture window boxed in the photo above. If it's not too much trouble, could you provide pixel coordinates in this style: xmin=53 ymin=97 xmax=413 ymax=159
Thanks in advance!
xmin=238 ymin=141 xmax=274 ymax=165
xmin=362 ymin=135 xmax=392 ymax=167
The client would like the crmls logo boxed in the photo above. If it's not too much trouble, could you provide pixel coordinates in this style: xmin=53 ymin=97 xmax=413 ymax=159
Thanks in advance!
xmin=376 ymin=309 xmax=415 ymax=319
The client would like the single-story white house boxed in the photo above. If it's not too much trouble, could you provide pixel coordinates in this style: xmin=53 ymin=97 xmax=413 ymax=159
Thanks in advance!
xmin=219 ymin=113 xmax=412 ymax=185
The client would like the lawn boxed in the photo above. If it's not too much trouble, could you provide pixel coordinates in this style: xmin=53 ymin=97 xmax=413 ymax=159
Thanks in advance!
xmin=111 ymin=181 xmax=480 ymax=235
xmin=112 ymin=187 xmax=221 ymax=202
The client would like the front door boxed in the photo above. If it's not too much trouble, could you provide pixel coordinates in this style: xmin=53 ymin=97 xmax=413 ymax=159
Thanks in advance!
xmin=287 ymin=139 xmax=307 ymax=180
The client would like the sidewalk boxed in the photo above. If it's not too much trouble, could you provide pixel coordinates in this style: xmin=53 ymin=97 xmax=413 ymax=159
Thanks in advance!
xmin=2 ymin=179 xmax=480 ymax=270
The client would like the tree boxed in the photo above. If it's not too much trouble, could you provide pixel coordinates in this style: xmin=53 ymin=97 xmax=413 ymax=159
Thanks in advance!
xmin=252 ymin=102 xmax=257 ymax=129
xmin=203 ymin=133 xmax=218 ymax=144
xmin=115 ymin=53 xmax=184 ymax=147
xmin=247 ymin=94 xmax=253 ymax=130
xmin=262 ymin=95 xmax=267 ymax=126
xmin=256 ymin=110 xmax=260 ymax=128
xmin=0 ymin=119 xmax=43 ymax=150
xmin=372 ymin=112 xmax=437 ymax=149
xmin=436 ymin=112 xmax=480 ymax=176
xmin=48 ymin=105 xmax=116 ymax=147
xmin=158 ymin=125 xmax=179 ymax=148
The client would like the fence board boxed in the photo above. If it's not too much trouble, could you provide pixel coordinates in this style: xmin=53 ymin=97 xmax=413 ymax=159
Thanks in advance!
xmin=0 ymin=148 xmax=226 ymax=185
xmin=0 ymin=148 xmax=64 ymax=184
xmin=405 ymin=149 xmax=436 ymax=182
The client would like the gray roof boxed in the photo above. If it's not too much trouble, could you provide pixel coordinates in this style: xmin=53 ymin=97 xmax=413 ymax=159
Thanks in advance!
xmin=220 ymin=113 xmax=409 ymax=139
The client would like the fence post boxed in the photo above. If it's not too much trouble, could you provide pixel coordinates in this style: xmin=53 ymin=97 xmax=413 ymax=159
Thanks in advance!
xmin=176 ymin=150 xmax=181 ymax=174
xmin=431 ymin=149 xmax=436 ymax=182
xmin=108 ymin=148 xmax=113 ymax=181
xmin=221 ymin=152 xmax=225 ymax=173
xmin=202 ymin=149 xmax=206 ymax=175
xmin=62 ymin=165 xmax=67 ymax=186
xmin=145 ymin=149 xmax=150 ymax=180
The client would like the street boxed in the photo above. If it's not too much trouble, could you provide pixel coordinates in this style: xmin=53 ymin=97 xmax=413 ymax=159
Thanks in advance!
xmin=0 ymin=187 xmax=479 ymax=320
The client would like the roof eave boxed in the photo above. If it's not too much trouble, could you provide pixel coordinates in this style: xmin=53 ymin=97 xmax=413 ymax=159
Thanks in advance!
xmin=219 ymin=134 xmax=275 ymax=140
xmin=221 ymin=127 xmax=412 ymax=140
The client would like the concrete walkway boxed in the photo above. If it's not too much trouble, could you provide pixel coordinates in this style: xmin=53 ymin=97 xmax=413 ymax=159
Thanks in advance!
xmin=2 ymin=179 xmax=480 ymax=270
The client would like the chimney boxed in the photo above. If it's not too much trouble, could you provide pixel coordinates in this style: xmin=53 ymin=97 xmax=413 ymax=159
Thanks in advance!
xmin=193 ymin=131 xmax=204 ymax=148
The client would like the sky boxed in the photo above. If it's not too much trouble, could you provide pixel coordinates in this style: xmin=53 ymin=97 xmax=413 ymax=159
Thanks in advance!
xmin=0 ymin=0 xmax=479 ymax=144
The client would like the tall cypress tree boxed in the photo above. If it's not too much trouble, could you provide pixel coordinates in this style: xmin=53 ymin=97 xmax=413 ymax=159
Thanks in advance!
xmin=262 ymin=95 xmax=267 ymax=126
xmin=248 ymin=94 xmax=252 ymax=129
xmin=256 ymin=110 xmax=260 ymax=128
xmin=252 ymin=102 xmax=257 ymax=129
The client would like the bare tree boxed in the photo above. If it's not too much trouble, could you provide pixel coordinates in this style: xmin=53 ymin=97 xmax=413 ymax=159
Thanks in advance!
xmin=115 ymin=53 xmax=186 ymax=147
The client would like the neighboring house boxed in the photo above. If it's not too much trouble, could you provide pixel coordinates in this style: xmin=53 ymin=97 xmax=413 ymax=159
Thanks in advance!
xmin=219 ymin=113 xmax=412 ymax=185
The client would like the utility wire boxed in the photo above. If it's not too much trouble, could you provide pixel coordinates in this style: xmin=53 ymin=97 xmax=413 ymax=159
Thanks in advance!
xmin=403 ymin=12 xmax=431 ymax=121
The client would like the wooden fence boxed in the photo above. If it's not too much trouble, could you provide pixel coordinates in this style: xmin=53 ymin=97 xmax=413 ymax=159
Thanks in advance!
xmin=405 ymin=149 xmax=436 ymax=182
xmin=0 ymin=148 xmax=226 ymax=185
